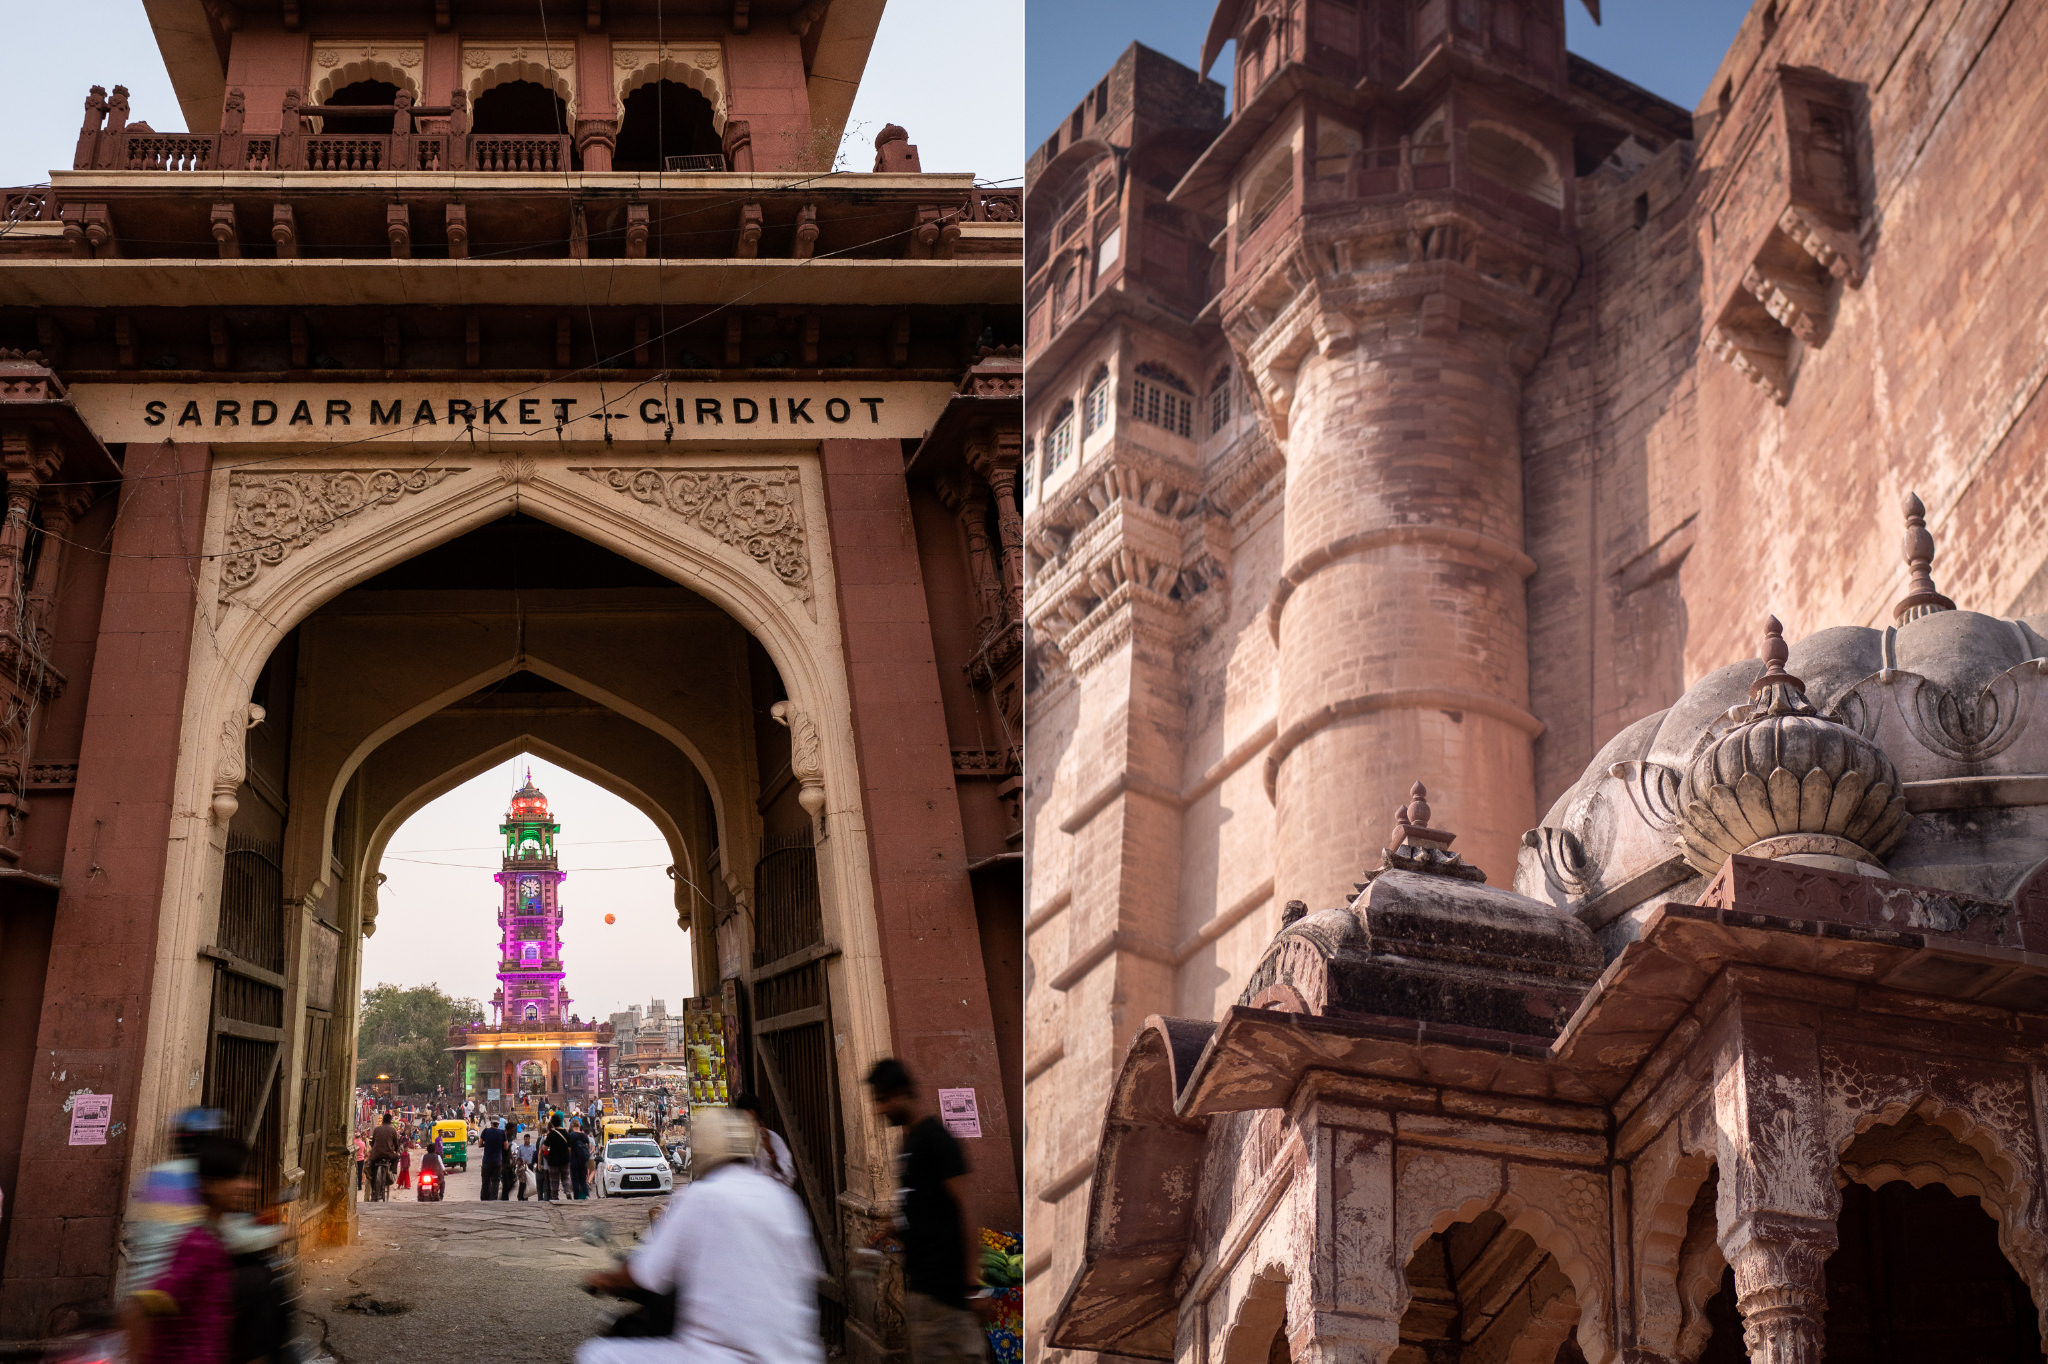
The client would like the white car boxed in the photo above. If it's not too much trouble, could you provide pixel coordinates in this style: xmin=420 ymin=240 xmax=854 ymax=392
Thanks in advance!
xmin=601 ymin=1138 xmax=674 ymax=1197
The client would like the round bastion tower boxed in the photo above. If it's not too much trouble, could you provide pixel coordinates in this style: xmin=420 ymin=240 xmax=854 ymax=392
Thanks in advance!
xmin=1200 ymin=2 xmax=1583 ymax=903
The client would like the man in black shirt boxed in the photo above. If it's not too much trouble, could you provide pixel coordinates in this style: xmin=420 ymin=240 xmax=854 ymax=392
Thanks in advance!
xmin=477 ymin=1117 xmax=508 ymax=1200
xmin=866 ymin=1058 xmax=988 ymax=1363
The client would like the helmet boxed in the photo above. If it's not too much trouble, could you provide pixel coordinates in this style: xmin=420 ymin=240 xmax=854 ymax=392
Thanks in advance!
xmin=689 ymin=1107 xmax=757 ymax=1178
xmin=170 ymin=1107 xmax=228 ymax=1156
xmin=174 ymin=1107 xmax=227 ymax=1136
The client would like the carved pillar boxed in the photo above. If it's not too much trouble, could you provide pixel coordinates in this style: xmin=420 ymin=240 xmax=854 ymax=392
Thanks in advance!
xmin=1233 ymin=217 xmax=1574 ymax=906
xmin=1291 ymin=1104 xmax=1402 ymax=1364
xmin=937 ymin=472 xmax=1002 ymax=635
xmin=575 ymin=118 xmax=617 ymax=173
xmin=1713 ymin=999 xmax=1838 ymax=1364
xmin=965 ymin=428 xmax=1023 ymax=623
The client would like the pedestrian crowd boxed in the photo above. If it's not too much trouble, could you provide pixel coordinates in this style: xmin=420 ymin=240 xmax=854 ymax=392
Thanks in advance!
xmin=99 ymin=1062 xmax=1003 ymax=1363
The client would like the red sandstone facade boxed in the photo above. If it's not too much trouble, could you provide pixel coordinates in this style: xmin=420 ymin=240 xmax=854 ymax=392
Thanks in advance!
xmin=1025 ymin=0 xmax=2048 ymax=1357
xmin=0 ymin=3 xmax=1021 ymax=1355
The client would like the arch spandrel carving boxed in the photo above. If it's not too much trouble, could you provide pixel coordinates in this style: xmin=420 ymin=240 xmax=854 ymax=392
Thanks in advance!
xmin=612 ymin=43 xmax=726 ymax=131
xmin=462 ymin=42 xmax=578 ymax=117
xmin=309 ymin=44 xmax=424 ymax=107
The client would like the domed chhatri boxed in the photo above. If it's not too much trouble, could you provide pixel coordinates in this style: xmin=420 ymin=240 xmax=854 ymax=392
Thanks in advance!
xmin=1675 ymin=615 xmax=1910 ymax=874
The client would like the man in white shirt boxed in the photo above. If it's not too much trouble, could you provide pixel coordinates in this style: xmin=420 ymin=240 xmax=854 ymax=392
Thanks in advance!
xmin=576 ymin=1108 xmax=824 ymax=1363
xmin=732 ymin=1093 xmax=797 ymax=1189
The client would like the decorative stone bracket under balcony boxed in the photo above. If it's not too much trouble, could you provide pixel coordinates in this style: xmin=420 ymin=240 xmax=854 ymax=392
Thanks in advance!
xmin=1700 ymin=65 xmax=1867 ymax=404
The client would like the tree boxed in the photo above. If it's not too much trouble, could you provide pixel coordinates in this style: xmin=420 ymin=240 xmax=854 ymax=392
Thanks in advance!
xmin=356 ymin=982 xmax=483 ymax=1093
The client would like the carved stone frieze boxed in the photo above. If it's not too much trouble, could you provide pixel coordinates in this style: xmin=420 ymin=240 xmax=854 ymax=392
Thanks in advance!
xmin=571 ymin=466 xmax=811 ymax=605
xmin=219 ymin=468 xmax=464 ymax=602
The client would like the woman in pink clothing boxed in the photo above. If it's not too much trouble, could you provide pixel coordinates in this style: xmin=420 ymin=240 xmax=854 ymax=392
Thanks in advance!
xmin=126 ymin=1134 xmax=252 ymax=1364
xmin=397 ymin=1134 xmax=413 ymax=1190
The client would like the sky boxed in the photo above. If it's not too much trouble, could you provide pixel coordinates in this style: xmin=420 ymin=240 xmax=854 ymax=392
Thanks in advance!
xmin=0 ymin=0 xmax=1022 ymax=186
xmin=1025 ymin=0 xmax=1758 ymax=145
xmin=360 ymin=754 xmax=694 ymax=1025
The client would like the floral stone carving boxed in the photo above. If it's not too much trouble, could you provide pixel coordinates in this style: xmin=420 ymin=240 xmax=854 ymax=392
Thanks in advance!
xmin=220 ymin=468 xmax=463 ymax=602
xmin=573 ymin=467 xmax=811 ymax=604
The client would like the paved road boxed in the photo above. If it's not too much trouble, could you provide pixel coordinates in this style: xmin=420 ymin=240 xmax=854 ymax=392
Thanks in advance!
xmin=300 ymin=1171 xmax=671 ymax=1362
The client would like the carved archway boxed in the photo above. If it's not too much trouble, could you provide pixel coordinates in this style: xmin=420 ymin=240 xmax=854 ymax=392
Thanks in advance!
xmin=1631 ymin=1130 xmax=1725 ymax=1362
xmin=132 ymin=453 xmax=892 ymax=1250
xmin=311 ymin=59 xmax=420 ymax=110
xmin=1392 ymin=1151 xmax=1615 ymax=1363
xmin=356 ymin=731 xmax=705 ymax=943
xmin=1835 ymin=1097 xmax=2048 ymax=1337
xmin=615 ymin=56 xmax=726 ymax=132
xmin=465 ymin=51 xmax=578 ymax=121
xmin=1220 ymin=1264 xmax=1290 ymax=1363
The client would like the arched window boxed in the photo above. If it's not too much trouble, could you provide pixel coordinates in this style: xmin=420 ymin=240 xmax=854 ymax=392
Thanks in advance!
xmin=1133 ymin=363 xmax=1193 ymax=438
xmin=472 ymin=80 xmax=568 ymax=136
xmin=320 ymin=80 xmax=399 ymax=136
xmin=1082 ymin=366 xmax=1111 ymax=438
xmin=614 ymin=81 xmax=721 ymax=171
xmin=1044 ymin=400 xmax=1075 ymax=474
xmin=522 ymin=943 xmax=540 ymax=964
xmin=1209 ymin=365 xmax=1233 ymax=436
xmin=1237 ymin=145 xmax=1293 ymax=241
xmin=523 ymin=1003 xmax=540 ymax=1021
xmin=1466 ymin=125 xmax=1562 ymax=209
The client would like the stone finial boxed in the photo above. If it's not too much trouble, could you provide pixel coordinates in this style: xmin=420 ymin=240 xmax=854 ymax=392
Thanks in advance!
xmin=1676 ymin=615 xmax=1909 ymax=874
xmin=1747 ymin=614 xmax=1815 ymax=715
xmin=1893 ymin=491 xmax=1956 ymax=624
xmin=873 ymin=124 xmax=921 ymax=173
xmin=1375 ymin=779 xmax=1485 ymax=883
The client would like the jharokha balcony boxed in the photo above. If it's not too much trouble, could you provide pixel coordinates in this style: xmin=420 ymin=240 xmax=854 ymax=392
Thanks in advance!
xmin=0 ymin=83 xmax=1018 ymax=271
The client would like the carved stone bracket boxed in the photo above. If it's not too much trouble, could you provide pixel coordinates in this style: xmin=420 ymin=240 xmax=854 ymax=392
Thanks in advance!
xmin=1701 ymin=67 xmax=1865 ymax=403
xmin=212 ymin=702 xmax=267 ymax=823
xmin=219 ymin=468 xmax=464 ymax=602
xmin=570 ymin=466 xmax=812 ymax=610
xmin=769 ymin=699 xmax=826 ymax=838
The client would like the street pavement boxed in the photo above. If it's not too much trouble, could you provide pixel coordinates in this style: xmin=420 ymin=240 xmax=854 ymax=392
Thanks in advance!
xmin=299 ymin=1169 xmax=671 ymax=1361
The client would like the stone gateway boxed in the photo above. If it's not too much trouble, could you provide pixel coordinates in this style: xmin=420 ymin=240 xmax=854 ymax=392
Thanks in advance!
xmin=0 ymin=4 xmax=1022 ymax=1359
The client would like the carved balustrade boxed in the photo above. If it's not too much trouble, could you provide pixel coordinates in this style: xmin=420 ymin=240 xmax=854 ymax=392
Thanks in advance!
xmin=470 ymin=135 xmax=571 ymax=174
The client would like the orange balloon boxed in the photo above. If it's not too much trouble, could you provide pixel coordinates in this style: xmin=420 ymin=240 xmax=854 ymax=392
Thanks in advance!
xmin=604 ymin=913 xmax=616 ymax=924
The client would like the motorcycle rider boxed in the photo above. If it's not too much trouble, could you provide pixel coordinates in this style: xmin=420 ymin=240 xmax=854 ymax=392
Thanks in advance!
xmin=576 ymin=1107 xmax=824 ymax=1363
xmin=366 ymin=1111 xmax=402 ymax=1201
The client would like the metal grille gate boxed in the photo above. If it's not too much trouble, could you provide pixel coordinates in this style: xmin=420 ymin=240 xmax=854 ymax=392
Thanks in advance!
xmin=750 ymin=829 xmax=846 ymax=1341
xmin=204 ymin=835 xmax=288 ymax=1204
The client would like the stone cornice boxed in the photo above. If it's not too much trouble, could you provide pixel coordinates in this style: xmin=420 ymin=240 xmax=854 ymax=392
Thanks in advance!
xmin=1221 ymin=196 xmax=1580 ymax=439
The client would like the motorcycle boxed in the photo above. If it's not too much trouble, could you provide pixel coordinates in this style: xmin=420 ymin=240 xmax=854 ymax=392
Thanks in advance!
xmin=580 ymin=1219 xmax=676 ymax=1338
xmin=416 ymin=1168 xmax=444 ymax=1202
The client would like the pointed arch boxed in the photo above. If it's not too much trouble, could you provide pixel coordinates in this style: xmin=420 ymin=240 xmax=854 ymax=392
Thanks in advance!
xmin=616 ymin=58 xmax=726 ymax=132
xmin=356 ymin=731 xmax=706 ymax=954
xmin=467 ymin=57 xmax=577 ymax=119
xmin=311 ymin=60 xmax=420 ymax=109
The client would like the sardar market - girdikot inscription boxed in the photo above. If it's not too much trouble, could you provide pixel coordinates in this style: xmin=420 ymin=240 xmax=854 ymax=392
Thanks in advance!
xmin=69 ymin=381 xmax=956 ymax=442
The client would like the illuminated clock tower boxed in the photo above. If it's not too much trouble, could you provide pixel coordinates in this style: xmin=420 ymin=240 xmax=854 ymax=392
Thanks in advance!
xmin=493 ymin=770 xmax=571 ymax=1027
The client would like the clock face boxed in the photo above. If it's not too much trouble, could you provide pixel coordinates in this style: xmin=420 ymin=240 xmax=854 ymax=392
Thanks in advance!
xmin=519 ymin=876 xmax=541 ymax=906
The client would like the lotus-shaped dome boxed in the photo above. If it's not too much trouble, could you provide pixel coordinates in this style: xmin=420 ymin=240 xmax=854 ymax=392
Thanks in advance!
xmin=1676 ymin=617 xmax=1910 ymax=873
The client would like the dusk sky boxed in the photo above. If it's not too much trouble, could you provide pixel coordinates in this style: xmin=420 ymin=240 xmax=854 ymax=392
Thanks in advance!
xmin=359 ymin=754 xmax=695 ymax=1025
xmin=4 ymin=0 xmax=1023 ymax=186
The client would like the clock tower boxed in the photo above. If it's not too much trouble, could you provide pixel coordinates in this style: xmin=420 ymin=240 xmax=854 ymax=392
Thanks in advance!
xmin=493 ymin=770 xmax=571 ymax=1027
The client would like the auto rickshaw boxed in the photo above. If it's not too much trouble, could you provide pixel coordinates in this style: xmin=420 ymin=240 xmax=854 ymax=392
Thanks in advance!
xmin=601 ymin=1115 xmax=637 ymax=1145
xmin=432 ymin=1118 xmax=469 ymax=1171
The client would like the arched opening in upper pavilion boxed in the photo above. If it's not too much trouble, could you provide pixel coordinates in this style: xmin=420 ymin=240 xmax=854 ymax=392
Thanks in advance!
xmin=319 ymin=80 xmax=402 ymax=136
xmin=614 ymin=81 xmax=721 ymax=171
xmin=471 ymin=80 xmax=570 ymax=138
